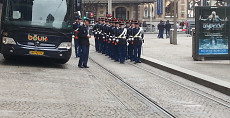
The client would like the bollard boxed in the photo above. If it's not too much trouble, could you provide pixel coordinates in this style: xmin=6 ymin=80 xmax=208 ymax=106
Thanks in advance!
xmin=170 ymin=29 xmax=174 ymax=44
xmin=192 ymin=28 xmax=195 ymax=58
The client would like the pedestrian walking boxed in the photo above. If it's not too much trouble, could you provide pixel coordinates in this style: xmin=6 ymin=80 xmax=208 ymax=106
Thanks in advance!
xmin=165 ymin=20 xmax=171 ymax=38
xmin=78 ymin=18 xmax=91 ymax=68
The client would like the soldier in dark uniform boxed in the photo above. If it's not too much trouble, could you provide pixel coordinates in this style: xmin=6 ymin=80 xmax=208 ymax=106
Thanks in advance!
xmin=128 ymin=20 xmax=135 ymax=61
xmin=117 ymin=21 xmax=127 ymax=64
xmin=104 ymin=19 xmax=110 ymax=56
xmin=92 ymin=19 xmax=100 ymax=52
xmin=125 ymin=20 xmax=131 ymax=60
xmin=114 ymin=19 xmax=120 ymax=62
xmin=109 ymin=19 xmax=116 ymax=59
xmin=78 ymin=18 xmax=91 ymax=68
xmin=73 ymin=17 xmax=82 ymax=58
xmin=133 ymin=20 xmax=144 ymax=64
xmin=101 ymin=18 xmax=107 ymax=54
xmin=99 ymin=18 xmax=105 ymax=53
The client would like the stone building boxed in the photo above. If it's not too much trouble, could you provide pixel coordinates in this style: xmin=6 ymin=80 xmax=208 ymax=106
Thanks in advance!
xmin=82 ymin=0 xmax=228 ymax=25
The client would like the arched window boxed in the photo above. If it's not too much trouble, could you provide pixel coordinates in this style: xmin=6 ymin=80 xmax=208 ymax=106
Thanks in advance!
xmin=116 ymin=7 xmax=126 ymax=20
xmin=165 ymin=0 xmax=177 ymax=18
xmin=144 ymin=9 xmax=148 ymax=17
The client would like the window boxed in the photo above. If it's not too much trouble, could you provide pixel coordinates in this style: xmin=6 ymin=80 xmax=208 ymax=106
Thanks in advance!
xmin=181 ymin=0 xmax=185 ymax=4
xmin=187 ymin=0 xmax=201 ymax=18
xmin=165 ymin=0 xmax=177 ymax=18
xmin=116 ymin=7 xmax=126 ymax=20
xmin=144 ymin=9 xmax=148 ymax=17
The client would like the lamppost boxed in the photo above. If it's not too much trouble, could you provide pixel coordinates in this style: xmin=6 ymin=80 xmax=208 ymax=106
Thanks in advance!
xmin=173 ymin=0 xmax=177 ymax=45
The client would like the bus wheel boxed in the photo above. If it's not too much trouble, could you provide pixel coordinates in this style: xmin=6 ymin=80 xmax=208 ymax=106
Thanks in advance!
xmin=3 ymin=54 xmax=14 ymax=60
xmin=55 ymin=59 xmax=70 ymax=64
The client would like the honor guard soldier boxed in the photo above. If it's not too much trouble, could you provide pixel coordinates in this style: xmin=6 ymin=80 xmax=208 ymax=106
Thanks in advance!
xmin=101 ymin=18 xmax=107 ymax=54
xmin=113 ymin=19 xmax=120 ymax=62
xmin=109 ymin=19 xmax=116 ymax=59
xmin=73 ymin=17 xmax=82 ymax=58
xmin=133 ymin=20 xmax=144 ymax=64
xmin=104 ymin=19 xmax=110 ymax=56
xmin=92 ymin=19 xmax=100 ymax=52
xmin=117 ymin=21 xmax=127 ymax=63
xmin=98 ymin=18 xmax=104 ymax=53
xmin=128 ymin=20 xmax=136 ymax=61
xmin=78 ymin=18 xmax=91 ymax=68
xmin=125 ymin=20 xmax=131 ymax=60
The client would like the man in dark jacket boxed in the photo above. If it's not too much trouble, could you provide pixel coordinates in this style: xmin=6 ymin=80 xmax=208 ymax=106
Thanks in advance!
xmin=165 ymin=20 xmax=171 ymax=38
xmin=78 ymin=18 xmax=91 ymax=68
xmin=158 ymin=20 xmax=165 ymax=39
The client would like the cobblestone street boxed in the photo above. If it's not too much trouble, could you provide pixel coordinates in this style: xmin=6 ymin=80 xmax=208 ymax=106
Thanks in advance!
xmin=0 ymin=35 xmax=229 ymax=117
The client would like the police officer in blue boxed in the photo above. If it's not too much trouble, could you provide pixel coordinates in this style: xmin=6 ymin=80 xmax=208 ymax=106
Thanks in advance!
xmin=117 ymin=21 xmax=127 ymax=64
xmin=78 ymin=18 xmax=91 ymax=68
xmin=73 ymin=17 xmax=82 ymax=58
xmin=133 ymin=20 xmax=144 ymax=64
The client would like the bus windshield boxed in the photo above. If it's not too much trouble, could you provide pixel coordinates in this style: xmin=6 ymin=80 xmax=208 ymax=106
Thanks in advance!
xmin=5 ymin=0 xmax=72 ymax=29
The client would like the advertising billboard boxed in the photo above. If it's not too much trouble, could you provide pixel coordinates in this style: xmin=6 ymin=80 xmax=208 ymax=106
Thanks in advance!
xmin=195 ymin=7 xmax=230 ymax=58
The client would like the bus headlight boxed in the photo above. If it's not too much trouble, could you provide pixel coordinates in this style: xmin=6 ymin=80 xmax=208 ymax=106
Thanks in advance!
xmin=58 ymin=42 xmax=72 ymax=50
xmin=2 ymin=37 xmax=16 ymax=45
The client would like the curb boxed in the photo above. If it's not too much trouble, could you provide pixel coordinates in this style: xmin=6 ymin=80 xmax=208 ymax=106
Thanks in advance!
xmin=141 ymin=56 xmax=230 ymax=96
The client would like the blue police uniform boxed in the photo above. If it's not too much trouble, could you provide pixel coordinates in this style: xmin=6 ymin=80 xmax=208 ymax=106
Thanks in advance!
xmin=133 ymin=27 xmax=144 ymax=63
xmin=73 ymin=22 xmax=82 ymax=57
xmin=78 ymin=24 xmax=90 ymax=68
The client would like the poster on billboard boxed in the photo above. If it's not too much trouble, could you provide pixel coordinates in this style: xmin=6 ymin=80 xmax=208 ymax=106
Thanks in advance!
xmin=197 ymin=7 xmax=229 ymax=55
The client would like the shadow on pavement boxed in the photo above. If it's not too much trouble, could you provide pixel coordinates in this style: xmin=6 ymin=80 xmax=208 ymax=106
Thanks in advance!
xmin=0 ymin=56 xmax=67 ymax=69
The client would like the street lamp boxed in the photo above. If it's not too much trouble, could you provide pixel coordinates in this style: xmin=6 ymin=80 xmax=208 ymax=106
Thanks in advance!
xmin=173 ymin=0 xmax=177 ymax=45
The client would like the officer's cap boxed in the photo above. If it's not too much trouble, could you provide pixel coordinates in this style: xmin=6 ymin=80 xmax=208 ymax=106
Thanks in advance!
xmin=114 ymin=19 xmax=119 ymax=24
xmin=134 ymin=20 xmax=140 ymax=24
xmin=84 ymin=18 xmax=91 ymax=23
xmin=119 ymin=21 xmax=125 ymax=25
xmin=131 ymin=20 xmax=135 ymax=24
xmin=126 ymin=20 xmax=130 ymax=24
xmin=101 ymin=18 xmax=105 ymax=21
xmin=75 ymin=16 xmax=82 ymax=20
xmin=105 ymin=19 xmax=110 ymax=22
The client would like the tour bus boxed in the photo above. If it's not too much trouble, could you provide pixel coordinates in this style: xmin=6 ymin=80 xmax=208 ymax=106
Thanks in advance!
xmin=0 ymin=0 xmax=74 ymax=64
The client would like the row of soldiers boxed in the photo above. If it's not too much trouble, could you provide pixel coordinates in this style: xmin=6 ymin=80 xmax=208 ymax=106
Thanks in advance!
xmin=92 ymin=18 xmax=144 ymax=64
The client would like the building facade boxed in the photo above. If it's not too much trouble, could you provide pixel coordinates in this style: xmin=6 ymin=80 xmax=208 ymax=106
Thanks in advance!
xmin=82 ymin=0 xmax=228 ymax=24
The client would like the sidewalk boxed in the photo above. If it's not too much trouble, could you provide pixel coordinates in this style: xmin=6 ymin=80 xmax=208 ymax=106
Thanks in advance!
xmin=142 ymin=34 xmax=230 ymax=95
